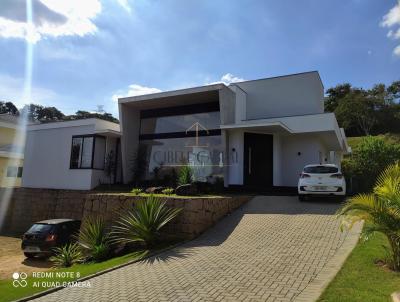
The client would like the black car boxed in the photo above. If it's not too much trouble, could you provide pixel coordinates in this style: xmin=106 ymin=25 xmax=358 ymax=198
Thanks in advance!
xmin=21 ymin=219 xmax=81 ymax=258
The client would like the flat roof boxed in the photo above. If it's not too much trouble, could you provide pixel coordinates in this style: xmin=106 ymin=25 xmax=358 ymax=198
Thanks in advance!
xmin=118 ymin=83 xmax=226 ymax=104
xmin=27 ymin=118 xmax=120 ymax=134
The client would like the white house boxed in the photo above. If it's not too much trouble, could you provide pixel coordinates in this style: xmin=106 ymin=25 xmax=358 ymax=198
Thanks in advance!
xmin=119 ymin=71 xmax=350 ymax=189
xmin=22 ymin=118 xmax=121 ymax=190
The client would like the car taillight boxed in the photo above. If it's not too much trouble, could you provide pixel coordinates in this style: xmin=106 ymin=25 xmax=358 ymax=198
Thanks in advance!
xmin=330 ymin=173 xmax=343 ymax=179
xmin=300 ymin=173 xmax=310 ymax=178
xmin=45 ymin=234 xmax=57 ymax=242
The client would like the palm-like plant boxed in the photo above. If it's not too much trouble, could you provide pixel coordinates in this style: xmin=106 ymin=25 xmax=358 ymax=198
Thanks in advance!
xmin=338 ymin=162 xmax=400 ymax=270
xmin=112 ymin=195 xmax=182 ymax=247
xmin=50 ymin=243 xmax=84 ymax=268
xmin=78 ymin=216 xmax=111 ymax=262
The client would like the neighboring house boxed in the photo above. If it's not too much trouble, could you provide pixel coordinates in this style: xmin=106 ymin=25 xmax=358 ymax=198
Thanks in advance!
xmin=22 ymin=118 xmax=121 ymax=190
xmin=0 ymin=114 xmax=24 ymax=188
xmin=119 ymin=71 xmax=351 ymax=189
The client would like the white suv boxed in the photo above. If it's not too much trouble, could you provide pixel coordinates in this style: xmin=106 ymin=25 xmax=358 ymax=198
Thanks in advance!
xmin=298 ymin=164 xmax=346 ymax=201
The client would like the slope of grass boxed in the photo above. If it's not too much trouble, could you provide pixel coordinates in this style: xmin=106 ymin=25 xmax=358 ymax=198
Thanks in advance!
xmin=347 ymin=133 xmax=400 ymax=150
xmin=318 ymin=232 xmax=400 ymax=302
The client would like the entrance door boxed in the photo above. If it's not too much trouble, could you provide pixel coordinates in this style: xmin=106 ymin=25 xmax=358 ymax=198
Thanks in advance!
xmin=243 ymin=133 xmax=273 ymax=188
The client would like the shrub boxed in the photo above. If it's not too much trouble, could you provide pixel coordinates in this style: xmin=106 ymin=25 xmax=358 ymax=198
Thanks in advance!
xmin=131 ymin=188 xmax=142 ymax=195
xmin=162 ymin=188 xmax=174 ymax=195
xmin=112 ymin=195 xmax=182 ymax=247
xmin=50 ymin=243 xmax=83 ymax=268
xmin=338 ymin=162 xmax=400 ymax=271
xmin=78 ymin=216 xmax=111 ymax=262
xmin=178 ymin=165 xmax=193 ymax=186
xmin=344 ymin=136 xmax=400 ymax=192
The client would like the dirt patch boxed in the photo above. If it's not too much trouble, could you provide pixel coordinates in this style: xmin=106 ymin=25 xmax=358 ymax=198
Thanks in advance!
xmin=0 ymin=236 xmax=52 ymax=280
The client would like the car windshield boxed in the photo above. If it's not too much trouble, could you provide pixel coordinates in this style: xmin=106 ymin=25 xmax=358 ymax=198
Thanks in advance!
xmin=27 ymin=224 xmax=54 ymax=233
xmin=304 ymin=166 xmax=338 ymax=174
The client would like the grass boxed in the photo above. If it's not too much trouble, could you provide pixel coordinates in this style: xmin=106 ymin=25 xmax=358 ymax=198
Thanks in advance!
xmin=0 ymin=250 xmax=147 ymax=302
xmin=318 ymin=232 xmax=400 ymax=302
xmin=347 ymin=133 xmax=400 ymax=150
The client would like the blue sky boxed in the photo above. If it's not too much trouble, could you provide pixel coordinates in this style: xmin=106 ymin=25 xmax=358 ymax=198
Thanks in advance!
xmin=0 ymin=0 xmax=399 ymax=117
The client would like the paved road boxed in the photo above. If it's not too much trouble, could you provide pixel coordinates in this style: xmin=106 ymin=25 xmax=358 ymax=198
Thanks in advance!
xmin=33 ymin=196 xmax=354 ymax=302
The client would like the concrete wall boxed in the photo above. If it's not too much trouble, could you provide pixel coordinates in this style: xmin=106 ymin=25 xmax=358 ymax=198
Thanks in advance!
xmin=119 ymin=104 xmax=140 ymax=184
xmin=22 ymin=124 xmax=117 ymax=190
xmin=0 ymin=157 xmax=23 ymax=187
xmin=234 ymin=72 xmax=324 ymax=120
xmin=281 ymin=134 xmax=327 ymax=186
xmin=1 ymin=188 xmax=251 ymax=239
xmin=227 ymin=130 xmax=328 ymax=187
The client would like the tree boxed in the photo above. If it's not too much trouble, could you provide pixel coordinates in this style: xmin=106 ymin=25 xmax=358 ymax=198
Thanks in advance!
xmin=324 ymin=83 xmax=353 ymax=112
xmin=22 ymin=104 xmax=65 ymax=122
xmin=338 ymin=163 xmax=400 ymax=271
xmin=0 ymin=101 xmax=19 ymax=115
xmin=334 ymin=90 xmax=377 ymax=136
xmin=325 ymin=81 xmax=400 ymax=136
xmin=70 ymin=110 xmax=119 ymax=123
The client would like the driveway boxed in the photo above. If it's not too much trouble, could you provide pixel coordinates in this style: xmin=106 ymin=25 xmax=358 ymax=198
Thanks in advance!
xmin=33 ymin=196 xmax=360 ymax=302
xmin=0 ymin=236 xmax=51 ymax=281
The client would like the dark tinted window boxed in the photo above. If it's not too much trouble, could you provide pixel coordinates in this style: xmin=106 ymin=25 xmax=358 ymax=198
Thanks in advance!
xmin=304 ymin=166 xmax=338 ymax=174
xmin=27 ymin=224 xmax=54 ymax=233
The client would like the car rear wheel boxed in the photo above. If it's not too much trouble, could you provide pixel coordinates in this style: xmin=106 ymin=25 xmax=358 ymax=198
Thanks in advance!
xmin=24 ymin=252 xmax=36 ymax=258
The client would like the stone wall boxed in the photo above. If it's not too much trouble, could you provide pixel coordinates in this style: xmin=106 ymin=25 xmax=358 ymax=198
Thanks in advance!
xmin=1 ymin=188 xmax=251 ymax=239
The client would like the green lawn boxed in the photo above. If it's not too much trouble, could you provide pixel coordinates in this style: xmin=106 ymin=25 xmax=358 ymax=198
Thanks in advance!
xmin=0 ymin=251 xmax=147 ymax=302
xmin=318 ymin=232 xmax=400 ymax=302
xmin=347 ymin=133 xmax=400 ymax=150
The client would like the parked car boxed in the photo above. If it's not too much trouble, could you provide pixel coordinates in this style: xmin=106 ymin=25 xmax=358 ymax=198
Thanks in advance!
xmin=298 ymin=164 xmax=346 ymax=201
xmin=21 ymin=219 xmax=81 ymax=258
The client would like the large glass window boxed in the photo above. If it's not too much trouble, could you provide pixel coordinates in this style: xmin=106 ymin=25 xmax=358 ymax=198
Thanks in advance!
xmin=70 ymin=135 xmax=105 ymax=169
xmin=140 ymin=112 xmax=221 ymax=135
xmin=140 ymin=136 xmax=224 ymax=182
xmin=138 ymin=102 xmax=223 ymax=182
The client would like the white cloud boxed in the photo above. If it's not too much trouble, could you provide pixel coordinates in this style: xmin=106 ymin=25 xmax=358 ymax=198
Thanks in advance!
xmin=116 ymin=0 xmax=132 ymax=13
xmin=381 ymin=1 xmax=400 ymax=56
xmin=0 ymin=73 xmax=57 ymax=107
xmin=0 ymin=0 xmax=101 ymax=43
xmin=208 ymin=73 xmax=245 ymax=85
xmin=394 ymin=45 xmax=400 ymax=56
xmin=111 ymin=84 xmax=162 ymax=102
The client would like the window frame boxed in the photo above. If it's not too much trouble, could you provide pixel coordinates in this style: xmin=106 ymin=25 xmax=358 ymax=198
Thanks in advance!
xmin=69 ymin=134 xmax=106 ymax=170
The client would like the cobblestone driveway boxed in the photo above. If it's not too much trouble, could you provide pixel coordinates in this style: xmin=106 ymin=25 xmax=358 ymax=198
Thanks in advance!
xmin=33 ymin=196 xmax=358 ymax=302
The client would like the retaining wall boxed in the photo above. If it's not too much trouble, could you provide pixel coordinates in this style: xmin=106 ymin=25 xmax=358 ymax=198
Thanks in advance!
xmin=0 ymin=188 xmax=251 ymax=239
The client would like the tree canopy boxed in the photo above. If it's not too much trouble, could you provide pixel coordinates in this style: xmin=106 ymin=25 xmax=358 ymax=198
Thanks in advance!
xmin=325 ymin=81 xmax=400 ymax=136
xmin=0 ymin=101 xmax=19 ymax=115
xmin=0 ymin=101 xmax=119 ymax=124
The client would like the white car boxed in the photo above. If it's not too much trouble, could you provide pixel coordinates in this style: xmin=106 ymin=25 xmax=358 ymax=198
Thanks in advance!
xmin=298 ymin=164 xmax=346 ymax=201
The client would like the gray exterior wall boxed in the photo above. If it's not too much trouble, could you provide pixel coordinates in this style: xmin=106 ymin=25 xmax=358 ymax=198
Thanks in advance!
xmin=234 ymin=72 xmax=324 ymax=120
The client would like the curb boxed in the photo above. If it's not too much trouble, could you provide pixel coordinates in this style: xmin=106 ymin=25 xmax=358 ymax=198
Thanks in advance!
xmin=14 ymin=241 xmax=187 ymax=302
xmin=294 ymin=221 xmax=364 ymax=302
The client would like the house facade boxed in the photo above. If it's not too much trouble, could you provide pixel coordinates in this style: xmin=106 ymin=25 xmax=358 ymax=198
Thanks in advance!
xmin=119 ymin=71 xmax=350 ymax=189
xmin=22 ymin=118 xmax=121 ymax=190
xmin=0 ymin=114 xmax=24 ymax=188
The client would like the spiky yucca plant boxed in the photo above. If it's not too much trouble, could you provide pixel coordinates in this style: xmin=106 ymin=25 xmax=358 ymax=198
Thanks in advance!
xmin=112 ymin=195 xmax=182 ymax=247
xmin=78 ymin=216 xmax=111 ymax=262
xmin=338 ymin=162 xmax=400 ymax=270
xmin=50 ymin=243 xmax=83 ymax=268
xmin=178 ymin=165 xmax=193 ymax=186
